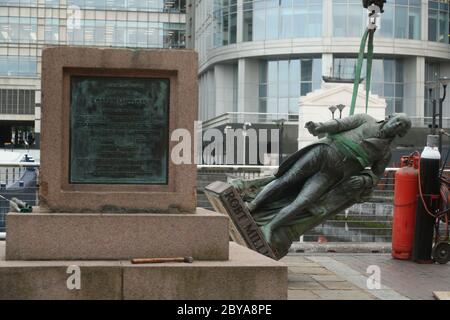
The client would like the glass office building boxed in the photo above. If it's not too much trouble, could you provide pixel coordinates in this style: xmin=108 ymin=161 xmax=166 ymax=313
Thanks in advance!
xmin=188 ymin=0 xmax=450 ymax=152
xmin=0 ymin=0 xmax=186 ymax=147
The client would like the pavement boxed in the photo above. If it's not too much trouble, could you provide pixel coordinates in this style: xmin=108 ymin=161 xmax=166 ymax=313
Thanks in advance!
xmin=282 ymin=253 xmax=450 ymax=300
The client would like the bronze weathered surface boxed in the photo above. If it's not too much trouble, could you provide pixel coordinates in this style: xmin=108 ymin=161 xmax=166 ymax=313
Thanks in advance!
xmin=206 ymin=113 xmax=412 ymax=259
xmin=70 ymin=76 xmax=169 ymax=185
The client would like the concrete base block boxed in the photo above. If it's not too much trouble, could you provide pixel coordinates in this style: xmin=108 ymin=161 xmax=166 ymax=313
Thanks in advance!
xmin=0 ymin=242 xmax=287 ymax=300
xmin=5 ymin=208 xmax=229 ymax=261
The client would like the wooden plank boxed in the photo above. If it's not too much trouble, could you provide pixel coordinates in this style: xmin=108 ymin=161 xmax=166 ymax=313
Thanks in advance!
xmin=433 ymin=291 xmax=450 ymax=300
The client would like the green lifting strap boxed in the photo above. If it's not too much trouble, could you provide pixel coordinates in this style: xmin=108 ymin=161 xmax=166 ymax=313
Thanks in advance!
xmin=349 ymin=28 xmax=375 ymax=116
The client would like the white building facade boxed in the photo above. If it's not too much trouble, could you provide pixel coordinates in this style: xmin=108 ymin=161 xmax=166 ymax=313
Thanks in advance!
xmin=188 ymin=0 xmax=450 ymax=150
xmin=0 ymin=0 xmax=186 ymax=147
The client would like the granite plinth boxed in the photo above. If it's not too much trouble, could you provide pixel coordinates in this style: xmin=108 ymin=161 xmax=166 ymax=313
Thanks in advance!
xmin=6 ymin=208 xmax=228 ymax=261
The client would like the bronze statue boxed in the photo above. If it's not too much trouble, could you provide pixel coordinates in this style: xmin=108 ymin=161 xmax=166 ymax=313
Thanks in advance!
xmin=244 ymin=113 xmax=411 ymax=249
xmin=206 ymin=113 xmax=412 ymax=259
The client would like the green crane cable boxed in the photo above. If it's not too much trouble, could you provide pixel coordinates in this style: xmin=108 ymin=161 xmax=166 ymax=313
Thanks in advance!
xmin=365 ymin=29 xmax=375 ymax=114
xmin=349 ymin=28 xmax=375 ymax=116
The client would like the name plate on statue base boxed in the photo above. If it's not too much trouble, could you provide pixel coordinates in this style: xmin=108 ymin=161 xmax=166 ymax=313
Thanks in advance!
xmin=204 ymin=181 xmax=277 ymax=260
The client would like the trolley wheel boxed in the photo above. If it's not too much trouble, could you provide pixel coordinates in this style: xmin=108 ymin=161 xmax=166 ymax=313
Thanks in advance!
xmin=432 ymin=242 xmax=450 ymax=264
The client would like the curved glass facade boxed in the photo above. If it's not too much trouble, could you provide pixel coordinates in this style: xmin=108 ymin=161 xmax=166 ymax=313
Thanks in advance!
xmin=259 ymin=57 xmax=322 ymax=114
xmin=428 ymin=0 xmax=449 ymax=43
xmin=333 ymin=0 xmax=421 ymax=39
xmin=243 ymin=0 xmax=322 ymax=42
xmin=333 ymin=57 xmax=404 ymax=114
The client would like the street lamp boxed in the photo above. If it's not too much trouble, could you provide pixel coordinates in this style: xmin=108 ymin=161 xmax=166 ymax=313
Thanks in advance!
xmin=329 ymin=106 xmax=337 ymax=119
xmin=438 ymin=76 xmax=449 ymax=154
xmin=336 ymin=104 xmax=346 ymax=119
xmin=274 ymin=118 xmax=286 ymax=165
xmin=427 ymin=81 xmax=438 ymax=135
xmin=242 ymin=122 xmax=252 ymax=165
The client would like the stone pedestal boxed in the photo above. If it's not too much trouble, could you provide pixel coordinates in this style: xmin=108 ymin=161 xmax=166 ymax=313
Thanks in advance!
xmin=5 ymin=208 xmax=229 ymax=261
xmin=0 ymin=242 xmax=287 ymax=300
xmin=4 ymin=207 xmax=288 ymax=299
xmin=1 ymin=47 xmax=287 ymax=299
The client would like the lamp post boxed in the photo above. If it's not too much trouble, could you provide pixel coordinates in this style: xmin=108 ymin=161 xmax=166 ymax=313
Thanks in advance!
xmin=242 ymin=122 xmax=251 ymax=165
xmin=274 ymin=118 xmax=286 ymax=165
xmin=438 ymin=76 xmax=449 ymax=154
xmin=427 ymin=81 xmax=438 ymax=135
xmin=224 ymin=125 xmax=232 ymax=165
xmin=336 ymin=104 xmax=346 ymax=119
xmin=329 ymin=106 xmax=337 ymax=119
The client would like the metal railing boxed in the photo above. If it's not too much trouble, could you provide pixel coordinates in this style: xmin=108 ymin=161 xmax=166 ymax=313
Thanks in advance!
xmin=0 ymin=162 xmax=40 ymax=235
xmin=201 ymin=112 xmax=299 ymax=129
xmin=409 ymin=116 xmax=450 ymax=129
xmin=198 ymin=165 xmax=404 ymax=243
xmin=201 ymin=114 xmax=450 ymax=130
xmin=0 ymin=161 xmax=443 ymax=243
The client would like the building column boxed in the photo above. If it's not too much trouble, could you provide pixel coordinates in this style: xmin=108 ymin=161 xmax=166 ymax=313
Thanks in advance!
xmin=214 ymin=64 xmax=236 ymax=116
xmin=322 ymin=0 xmax=333 ymax=38
xmin=237 ymin=58 xmax=259 ymax=114
xmin=421 ymin=0 xmax=428 ymax=41
xmin=403 ymin=56 xmax=425 ymax=118
xmin=321 ymin=53 xmax=333 ymax=79
xmin=236 ymin=0 xmax=244 ymax=43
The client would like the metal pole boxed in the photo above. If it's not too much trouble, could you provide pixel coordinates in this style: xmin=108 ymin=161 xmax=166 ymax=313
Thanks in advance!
xmin=438 ymin=84 xmax=448 ymax=155
xmin=439 ymin=98 xmax=443 ymax=154
xmin=279 ymin=122 xmax=284 ymax=165
xmin=430 ymin=88 xmax=436 ymax=135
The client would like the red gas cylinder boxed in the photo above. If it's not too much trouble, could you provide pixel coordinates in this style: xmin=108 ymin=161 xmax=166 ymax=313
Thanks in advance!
xmin=392 ymin=155 xmax=420 ymax=260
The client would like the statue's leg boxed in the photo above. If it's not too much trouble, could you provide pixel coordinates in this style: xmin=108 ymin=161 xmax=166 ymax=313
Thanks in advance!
xmin=261 ymin=172 xmax=337 ymax=243
xmin=248 ymin=147 xmax=322 ymax=212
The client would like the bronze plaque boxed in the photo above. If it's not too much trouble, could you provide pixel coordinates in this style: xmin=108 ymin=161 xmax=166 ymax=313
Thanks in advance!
xmin=69 ymin=76 xmax=169 ymax=184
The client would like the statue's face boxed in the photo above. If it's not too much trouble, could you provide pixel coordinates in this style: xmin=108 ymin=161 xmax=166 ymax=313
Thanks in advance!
xmin=382 ymin=114 xmax=411 ymax=138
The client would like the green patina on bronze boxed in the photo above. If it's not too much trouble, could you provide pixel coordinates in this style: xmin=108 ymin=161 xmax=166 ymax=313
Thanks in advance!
xmin=70 ymin=76 xmax=170 ymax=185
xmin=236 ymin=113 xmax=412 ymax=257
xmin=229 ymin=171 xmax=377 ymax=258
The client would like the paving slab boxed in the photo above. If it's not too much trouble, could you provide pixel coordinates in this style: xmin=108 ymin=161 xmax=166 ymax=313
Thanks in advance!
xmin=289 ymin=281 xmax=324 ymax=290
xmin=312 ymin=289 xmax=374 ymax=300
xmin=288 ymin=290 xmax=320 ymax=300
xmin=329 ymin=253 xmax=450 ymax=300
xmin=281 ymin=255 xmax=377 ymax=300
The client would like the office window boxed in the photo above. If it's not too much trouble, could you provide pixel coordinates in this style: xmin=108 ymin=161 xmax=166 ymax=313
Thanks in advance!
xmin=333 ymin=57 xmax=404 ymax=114
xmin=242 ymin=0 xmax=322 ymax=42
xmin=0 ymin=89 xmax=35 ymax=115
xmin=0 ymin=56 xmax=37 ymax=77
xmin=259 ymin=57 xmax=322 ymax=114
xmin=333 ymin=0 xmax=421 ymax=40
xmin=428 ymin=0 xmax=449 ymax=43
xmin=213 ymin=0 xmax=237 ymax=47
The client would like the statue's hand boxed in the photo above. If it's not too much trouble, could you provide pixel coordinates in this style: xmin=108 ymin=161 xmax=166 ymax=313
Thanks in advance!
xmin=347 ymin=176 xmax=367 ymax=190
xmin=305 ymin=121 xmax=321 ymax=136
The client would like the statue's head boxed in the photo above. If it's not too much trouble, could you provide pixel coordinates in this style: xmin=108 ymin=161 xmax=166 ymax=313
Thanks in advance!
xmin=381 ymin=113 xmax=412 ymax=138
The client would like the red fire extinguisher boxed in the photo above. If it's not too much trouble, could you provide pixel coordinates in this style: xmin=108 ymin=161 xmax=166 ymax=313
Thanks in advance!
xmin=392 ymin=154 xmax=420 ymax=260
